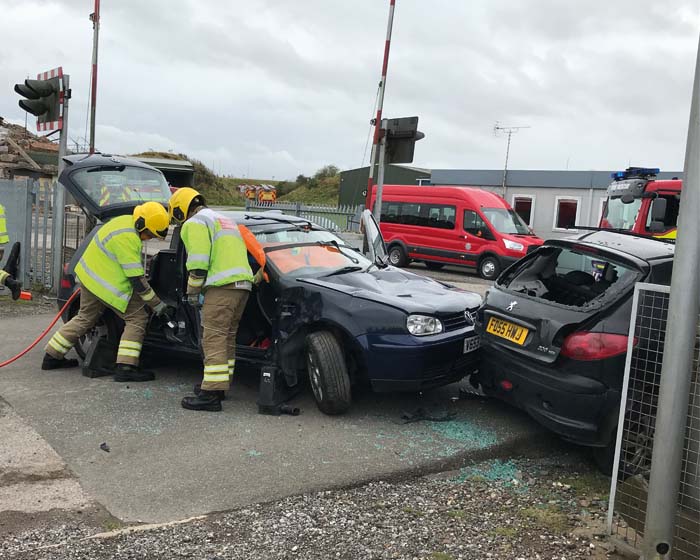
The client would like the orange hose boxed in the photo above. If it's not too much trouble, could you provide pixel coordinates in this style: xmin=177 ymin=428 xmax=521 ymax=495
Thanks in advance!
xmin=0 ymin=288 xmax=81 ymax=369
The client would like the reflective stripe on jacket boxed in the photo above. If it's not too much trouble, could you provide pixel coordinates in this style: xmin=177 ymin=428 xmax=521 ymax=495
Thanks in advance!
xmin=75 ymin=214 xmax=144 ymax=312
xmin=0 ymin=204 xmax=9 ymax=247
xmin=180 ymin=208 xmax=253 ymax=288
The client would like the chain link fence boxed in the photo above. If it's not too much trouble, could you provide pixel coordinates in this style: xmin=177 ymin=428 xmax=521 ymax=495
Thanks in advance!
xmin=608 ymin=283 xmax=700 ymax=560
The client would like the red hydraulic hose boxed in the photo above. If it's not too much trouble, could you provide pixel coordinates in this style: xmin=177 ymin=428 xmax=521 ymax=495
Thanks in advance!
xmin=0 ymin=288 xmax=81 ymax=369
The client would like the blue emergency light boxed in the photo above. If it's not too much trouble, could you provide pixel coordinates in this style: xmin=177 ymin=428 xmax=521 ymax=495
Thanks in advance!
xmin=611 ymin=167 xmax=660 ymax=181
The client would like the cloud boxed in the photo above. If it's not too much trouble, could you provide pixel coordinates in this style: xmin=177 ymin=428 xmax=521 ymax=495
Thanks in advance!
xmin=0 ymin=0 xmax=697 ymax=179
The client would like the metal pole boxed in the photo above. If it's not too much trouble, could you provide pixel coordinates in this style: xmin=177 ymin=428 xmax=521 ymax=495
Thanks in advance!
xmin=373 ymin=122 xmax=388 ymax=222
xmin=501 ymin=130 xmax=512 ymax=198
xmin=52 ymin=74 xmax=69 ymax=294
xmin=364 ymin=0 xmax=396 ymax=210
xmin=642 ymin=31 xmax=700 ymax=560
xmin=89 ymin=0 xmax=100 ymax=154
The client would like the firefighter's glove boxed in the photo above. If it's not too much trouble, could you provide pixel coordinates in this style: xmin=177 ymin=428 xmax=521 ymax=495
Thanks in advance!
xmin=152 ymin=301 xmax=168 ymax=317
xmin=186 ymin=292 xmax=201 ymax=307
xmin=253 ymin=268 xmax=265 ymax=285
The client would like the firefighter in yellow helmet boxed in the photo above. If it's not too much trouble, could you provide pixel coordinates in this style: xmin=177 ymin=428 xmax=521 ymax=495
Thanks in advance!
xmin=169 ymin=187 xmax=264 ymax=411
xmin=43 ymin=202 xmax=171 ymax=382
xmin=0 ymin=203 xmax=21 ymax=300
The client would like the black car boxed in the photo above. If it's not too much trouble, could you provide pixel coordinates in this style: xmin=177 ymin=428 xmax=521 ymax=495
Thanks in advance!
xmin=473 ymin=230 xmax=674 ymax=471
xmin=56 ymin=154 xmax=483 ymax=414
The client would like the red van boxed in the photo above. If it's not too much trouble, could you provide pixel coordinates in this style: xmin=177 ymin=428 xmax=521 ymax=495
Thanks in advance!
xmin=371 ymin=185 xmax=543 ymax=279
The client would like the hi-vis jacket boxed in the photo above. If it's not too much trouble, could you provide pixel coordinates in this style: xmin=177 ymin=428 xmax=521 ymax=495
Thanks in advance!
xmin=75 ymin=215 xmax=157 ymax=313
xmin=181 ymin=208 xmax=254 ymax=288
xmin=0 ymin=204 xmax=9 ymax=249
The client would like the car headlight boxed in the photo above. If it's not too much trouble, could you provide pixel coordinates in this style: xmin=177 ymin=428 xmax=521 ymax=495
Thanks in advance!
xmin=407 ymin=314 xmax=444 ymax=336
xmin=503 ymin=239 xmax=524 ymax=252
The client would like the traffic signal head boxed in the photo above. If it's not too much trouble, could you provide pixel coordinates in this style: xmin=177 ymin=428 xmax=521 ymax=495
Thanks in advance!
xmin=384 ymin=116 xmax=425 ymax=164
xmin=14 ymin=77 xmax=61 ymax=121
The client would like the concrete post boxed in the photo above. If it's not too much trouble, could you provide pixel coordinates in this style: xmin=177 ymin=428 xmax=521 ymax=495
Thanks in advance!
xmin=642 ymin=32 xmax=700 ymax=560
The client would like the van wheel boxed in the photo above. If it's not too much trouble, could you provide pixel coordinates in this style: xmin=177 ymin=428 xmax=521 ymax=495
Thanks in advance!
xmin=306 ymin=331 xmax=351 ymax=415
xmin=425 ymin=262 xmax=444 ymax=271
xmin=479 ymin=256 xmax=500 ymax=280
xmin=388 ymin=245 xmax=408 ymax=267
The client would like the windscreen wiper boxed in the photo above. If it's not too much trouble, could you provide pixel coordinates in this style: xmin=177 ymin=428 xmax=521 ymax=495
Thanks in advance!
xmin=321 ymin=266 xmax=365 ymax=277
xmin=316 ymin=240 xmax=360 ymax=264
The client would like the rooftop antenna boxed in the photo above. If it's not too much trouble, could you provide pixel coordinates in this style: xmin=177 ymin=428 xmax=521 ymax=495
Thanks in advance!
xmin=494 ymin=122 xmax=530 ymax=197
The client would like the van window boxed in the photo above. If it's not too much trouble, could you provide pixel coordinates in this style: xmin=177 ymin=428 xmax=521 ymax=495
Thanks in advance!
xmin=481 ymin=207 xmax=531 ymax=235
xmin=381 ymin=202 xmax=455 ymax=229
xmin=464 ymin=210 xmax=493 ymax=239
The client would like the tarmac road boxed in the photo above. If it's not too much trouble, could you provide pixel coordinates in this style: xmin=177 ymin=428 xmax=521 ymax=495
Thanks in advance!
xmin=0 ymin=267 xmax=549 ymax=528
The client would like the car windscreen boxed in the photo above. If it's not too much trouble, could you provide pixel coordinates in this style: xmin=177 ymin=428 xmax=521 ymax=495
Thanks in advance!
xmin=256 ymin=228 xmax=372 ymax=278
xmin=601 ymin=197 xmax=642 ymax=230
xmin=481 ymin=207 xmax=531 ymax=235
xmin=71 ymin=166 xmax=171 ymax=209
xmin=498 ymin=246 xmax=642 ymax=309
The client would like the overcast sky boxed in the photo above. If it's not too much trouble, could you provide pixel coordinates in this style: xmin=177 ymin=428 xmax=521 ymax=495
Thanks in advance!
xmin=1 ymin=0 xmax=698 ymax=179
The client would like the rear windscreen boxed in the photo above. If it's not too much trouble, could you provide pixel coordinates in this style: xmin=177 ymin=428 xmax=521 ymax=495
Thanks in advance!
xmin=498 ymin=247 xmax=642 ymax=309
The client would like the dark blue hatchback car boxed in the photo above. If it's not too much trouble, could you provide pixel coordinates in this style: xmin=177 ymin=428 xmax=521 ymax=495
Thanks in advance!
xmin=57 ymin=155 xmax=482 ymax=414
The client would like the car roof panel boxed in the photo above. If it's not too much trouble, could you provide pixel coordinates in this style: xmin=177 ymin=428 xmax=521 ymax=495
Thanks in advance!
xmin=546 ymin=230 xmax=675 ymax=262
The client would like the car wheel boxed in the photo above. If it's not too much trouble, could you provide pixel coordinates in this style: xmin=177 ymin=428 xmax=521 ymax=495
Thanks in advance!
xmin=69 ymin=307 xmax=121 ymax=359
xmin=593 ymin=410 xmax=655 ymax=477
xmin=305 ymin=331 xmax=351 ymax=415
xmin=424 ymin=261 xmax=444 ymax=271
xmin=479 ymin=256 xmax=500 ymax=280
xmin=388 ymin=245 xmax=408 ymax=267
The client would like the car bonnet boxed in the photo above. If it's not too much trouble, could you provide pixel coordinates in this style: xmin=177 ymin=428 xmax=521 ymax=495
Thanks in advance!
xmin=298 ymin=266 xmax=481 ymax=315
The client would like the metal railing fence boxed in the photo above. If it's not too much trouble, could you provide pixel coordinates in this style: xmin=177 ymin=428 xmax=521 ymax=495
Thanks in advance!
xmin=608 ymin=283 xmax=700 ymax=560
xmin=244 ymin=200 xmax=362 ymax=232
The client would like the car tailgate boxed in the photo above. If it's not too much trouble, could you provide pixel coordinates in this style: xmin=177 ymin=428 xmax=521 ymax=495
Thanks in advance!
xmin=480 ymin=287 xmax=598 ymax=364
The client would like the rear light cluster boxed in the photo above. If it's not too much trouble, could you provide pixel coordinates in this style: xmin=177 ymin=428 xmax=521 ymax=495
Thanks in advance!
xmin=60 ymin=263 xmax=73 ymax=290
xmin=561 ymin=332 xmax=635 ymax=361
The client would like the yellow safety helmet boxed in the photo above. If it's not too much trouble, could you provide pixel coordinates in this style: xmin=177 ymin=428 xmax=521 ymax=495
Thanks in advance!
xmin=133 ymin=201 xmax=170 ymax=239
xmin=169 ymin=187 xmax=205 ymax=224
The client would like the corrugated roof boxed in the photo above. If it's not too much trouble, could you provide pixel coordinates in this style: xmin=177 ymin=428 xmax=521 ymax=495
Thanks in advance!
xmin=431 ymin=169 xmax=683 ymax=189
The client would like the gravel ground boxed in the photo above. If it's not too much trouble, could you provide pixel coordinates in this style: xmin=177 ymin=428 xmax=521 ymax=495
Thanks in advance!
xmin=3 ymin=452 xmax=626 ymax=560
xmin=0 ymin=296 xmax=56 ymax=318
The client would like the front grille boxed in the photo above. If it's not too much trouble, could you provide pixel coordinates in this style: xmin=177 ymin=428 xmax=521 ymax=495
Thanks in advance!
xmin=442 ymin=311 xmax=469 ymax=331
xmin=441 ymin=309 xmax=478 ymax=331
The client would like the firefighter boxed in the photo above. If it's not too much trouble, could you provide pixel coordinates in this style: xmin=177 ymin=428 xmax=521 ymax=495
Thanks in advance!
xmin=0 ymin=203 xmax=21 ymax=300
xmin=43 ymin=202 xmax=171 ymax=382
xmin=169 ymin=187 xmax=264 ymax=412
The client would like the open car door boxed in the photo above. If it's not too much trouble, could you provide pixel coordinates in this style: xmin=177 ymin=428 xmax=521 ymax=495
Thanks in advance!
xmin=360 ymin=209 xmax=388 ymax=265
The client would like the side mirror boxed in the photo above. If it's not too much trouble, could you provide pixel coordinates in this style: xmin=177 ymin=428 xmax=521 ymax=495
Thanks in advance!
xmin=651 ymin=198 xmax=667 ymax=222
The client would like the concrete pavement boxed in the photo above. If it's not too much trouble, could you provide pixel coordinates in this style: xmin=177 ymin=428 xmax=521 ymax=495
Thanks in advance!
xmin=0 ymin=297 xmax=549 ymax=526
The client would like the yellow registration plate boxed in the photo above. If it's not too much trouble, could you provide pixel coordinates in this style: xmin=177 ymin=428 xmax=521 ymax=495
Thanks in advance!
xmin=486 ymin=317 xmax=529 ymax=345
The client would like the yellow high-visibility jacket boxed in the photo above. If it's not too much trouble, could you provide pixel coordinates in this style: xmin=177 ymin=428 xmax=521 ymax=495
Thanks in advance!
xmin=181 ymin=208 xmax=253 ymax=287
xmin=75 ymin=215 xmax=145 ymax=312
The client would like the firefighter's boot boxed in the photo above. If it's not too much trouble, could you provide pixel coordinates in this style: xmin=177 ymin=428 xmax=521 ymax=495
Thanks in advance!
xmin=113 ymin=363 xmax=155 ymax=383
xmin=4 ymin=277 xmax=21 ymax=301
xmin=193 ymin=383 xmax=226 ymax=401
xmin=41 ymin=353 xmax=79 ymax=370
xmin=181 ymin=390 xmax=222 ymax=412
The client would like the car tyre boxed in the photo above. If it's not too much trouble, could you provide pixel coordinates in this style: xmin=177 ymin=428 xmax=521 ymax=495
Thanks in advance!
xmin=388 ymin=245 xmax=408 ymax=267
xmin=69 ymin=305 xmax=121 ymax=359
xmin=424 ymin=261 xmax=444 ymax=271
xmin=479 ymin=255 xmax=501 ymax=280
xmin=306 ymin=331 xmax=351 ymax=415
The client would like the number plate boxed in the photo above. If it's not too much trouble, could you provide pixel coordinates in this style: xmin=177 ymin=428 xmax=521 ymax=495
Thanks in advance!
xmin=463 ymin=336 xmax=480 ymax=354
xmin=486 ymin=317 xmax=529 ymax=345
